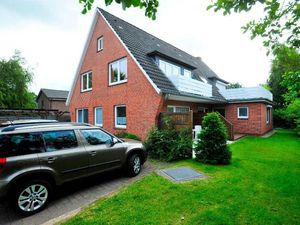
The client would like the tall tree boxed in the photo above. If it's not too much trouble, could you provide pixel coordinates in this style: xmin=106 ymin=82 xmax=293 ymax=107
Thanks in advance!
xmin=0 ymin=51 xmax=37 ymax=108
xmin=267 ymin=45 xmax=300 ymax=106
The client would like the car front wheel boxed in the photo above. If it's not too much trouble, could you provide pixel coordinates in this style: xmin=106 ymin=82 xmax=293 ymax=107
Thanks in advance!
xmin=127 ymin=154 xmax=142 ymax=177
xmin=12 ymin=180 xmax=52 ymax=216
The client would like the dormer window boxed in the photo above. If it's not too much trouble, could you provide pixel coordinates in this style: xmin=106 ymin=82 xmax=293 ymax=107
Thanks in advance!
xmin=97 ymin=37 xmax=103 ymax=51
xmin=158 ymin=58 xmax=191 ymax=78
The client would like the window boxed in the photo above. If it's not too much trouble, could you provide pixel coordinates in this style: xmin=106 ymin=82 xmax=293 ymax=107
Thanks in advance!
xmin=158 ymin=59 xmax=191 ymax=78
xmin=167 ymin=106 xmax=190 ymax=113
xmin=266 ymin=106 xmax=271 ymax=124
xmin=81 ymin=129 xmax=111 ymax=145
xmin=0 ymin=133 xmax=44 ymax=157
xmin=198 ymin=107 xmax=208 ymax=113
xmin=42 ymin=130 xmax=78 ymax=152
xmin=115 ymin=105 xmax=126 ymax=128
xmin=109 ymin=58 xmax=127 ymax=85
xmin=97 ymin=37 xmax=103 ymax=51
xmin=237 ymin=107 xmax=249 ymax=119
xmin=77 ymin=108 xmax=88 ymax=123
xmin=94 ymin=107 xmax=103 ymax=126
xmin=81 ymin=71 xmax=92 ymax=92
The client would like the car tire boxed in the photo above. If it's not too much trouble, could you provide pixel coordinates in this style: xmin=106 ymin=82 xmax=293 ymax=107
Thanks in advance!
xmin=127 ymin=154 xmax=142 ymax=177
xmin=11 ymin=179 xmax=53 ymax=216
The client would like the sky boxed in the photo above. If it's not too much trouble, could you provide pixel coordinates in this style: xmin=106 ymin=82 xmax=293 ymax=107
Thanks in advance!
xmin=0 ymin=0 xmax=271 ymax=94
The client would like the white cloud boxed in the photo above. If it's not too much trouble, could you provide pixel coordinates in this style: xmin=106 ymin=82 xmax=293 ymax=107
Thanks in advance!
xmin=0 ymin=0 xmax=271 ymax=94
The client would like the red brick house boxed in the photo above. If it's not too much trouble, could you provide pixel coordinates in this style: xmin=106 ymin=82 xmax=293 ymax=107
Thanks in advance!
xmin=67 ymin=8 xmax=273 ymax=140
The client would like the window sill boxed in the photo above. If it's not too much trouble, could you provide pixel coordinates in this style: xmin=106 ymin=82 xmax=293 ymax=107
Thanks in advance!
xmin=81 ymin=89 xmax=92 ymax=93
xmin=95 ymin=124 xmax=103 ymax=127
xmin=109 ymin=80 xmax=128 ymax=86
xmin=97 ymin=49 xmax=103 ymax=53
xmin=238 ymin=118 xmax=248 ymax=120
xmin=115 ymin=126 xmax=127 ymax=129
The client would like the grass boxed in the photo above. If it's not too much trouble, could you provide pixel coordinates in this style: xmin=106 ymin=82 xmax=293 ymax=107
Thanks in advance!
xmin=62 ymin=129 xmax=300 ymax=225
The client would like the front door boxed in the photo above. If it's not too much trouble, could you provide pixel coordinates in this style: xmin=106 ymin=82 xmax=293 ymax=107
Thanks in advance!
xmin=79 ymin=129 xmax=125 ymax=175
xmin=214 ymin=108 xmax=226 ymax=117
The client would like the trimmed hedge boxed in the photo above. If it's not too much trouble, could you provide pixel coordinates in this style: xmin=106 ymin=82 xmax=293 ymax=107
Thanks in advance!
xmin=194 ymin=112 xmax=232 ymax=165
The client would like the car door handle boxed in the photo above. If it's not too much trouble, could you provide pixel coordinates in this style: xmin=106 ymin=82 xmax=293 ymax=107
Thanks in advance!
xmin=89 ymin=151 xmax=97 ymax=156
xmin=46 ymin=157 xmax=57 ymax=164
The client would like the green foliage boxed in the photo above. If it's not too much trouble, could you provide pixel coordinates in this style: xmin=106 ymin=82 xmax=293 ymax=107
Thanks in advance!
xmin=195 ymin=112 xmax=231 ymax=165
xmin=79 ymin=0 xmax=159 ymax=19
xmin=281 ymin=71 xmax=300 ymax=104
xmin=0 ymin=51 xmax=36 ymax=108
xmin=208 ymin=0 xmax=300 ymax=51
xmin=268 ymin=45 xmax=300 ymax=106
xmin=144 ymin=115 xmax=192 ymax=162
xmin=285 ymin=98 xmax=300 ymax=136
xmin=115 ymin=132 xmax=141 ymax=141
xmin=226 ymin=82 xmax=242 ymax=89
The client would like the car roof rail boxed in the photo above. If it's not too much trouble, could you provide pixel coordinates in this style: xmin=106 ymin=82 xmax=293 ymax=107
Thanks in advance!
xmin=0 ymin=122 xmax=92 ymax=132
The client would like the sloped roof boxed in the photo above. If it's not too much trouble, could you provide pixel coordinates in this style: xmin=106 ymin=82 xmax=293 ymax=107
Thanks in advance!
xmin=98 ymin=8 xmax=227 ymax=101
xmin=219 ymin=86 xmax=273 ymax=102
xmin=38 ymin=88 xmax=69 ymax=100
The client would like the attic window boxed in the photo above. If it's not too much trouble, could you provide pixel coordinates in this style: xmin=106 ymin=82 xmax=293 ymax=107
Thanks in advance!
xmin=157 ymin=44 xmax=160 ymax=47
xmin=178 ymin=54 xmax=182 ymax=57
xmin=118 ymin=26 xmax=123 ymax=29
xmin=97 ymin=37 xmax=103 ymax=51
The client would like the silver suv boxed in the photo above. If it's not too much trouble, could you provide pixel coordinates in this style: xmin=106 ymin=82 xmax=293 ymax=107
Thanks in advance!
xmin=0 ymin=122 xmax=147 ymax=215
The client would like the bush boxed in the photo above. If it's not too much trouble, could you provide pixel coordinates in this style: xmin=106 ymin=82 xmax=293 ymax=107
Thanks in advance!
xmin=115 ymin=132 xmax=141 ymax=141
xmin=144 ymin=116 xmax=192 ymax=162
xmin=273 ymin=108 xmax=294 ymax=128
xmin=194 ymin=112 xmax=231 ymax=165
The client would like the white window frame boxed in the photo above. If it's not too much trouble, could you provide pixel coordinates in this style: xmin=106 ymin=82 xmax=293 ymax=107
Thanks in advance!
xmin=237 ymin=107 xmax=249 ymax=119
xmin=109 ymin=58 xmax=127 ymax=86
xmin=266 ymin=105 xmax=272 ymax=124
xmin=97 ymin=36 xmax=103 ymax=51
xmin=76 ymin=108 xmax=88 ymax=123
xmin=115 ymin=105 xmax=126 ymax=129
xmin=81 ymin=71 xmax=92 ymax=92
xmin=167 ymin=105 xmax=190 ymax=113
xmin=94 ymin=107 xmax=103 ymax=127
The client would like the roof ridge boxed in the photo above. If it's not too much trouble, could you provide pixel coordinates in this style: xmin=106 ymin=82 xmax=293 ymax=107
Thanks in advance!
xmin=97 ymin=7 xmax=201 ymax=61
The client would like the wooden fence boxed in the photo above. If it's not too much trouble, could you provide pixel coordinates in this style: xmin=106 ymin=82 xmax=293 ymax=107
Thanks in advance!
xmin=159 ymin=111 xmax=234 ymax=140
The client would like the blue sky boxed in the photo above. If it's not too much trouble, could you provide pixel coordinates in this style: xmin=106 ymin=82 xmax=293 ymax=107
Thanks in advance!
xmin=0 ymin=0 xmax=271 ymax=93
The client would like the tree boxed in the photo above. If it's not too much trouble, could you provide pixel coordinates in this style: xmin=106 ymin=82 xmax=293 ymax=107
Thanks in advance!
xmin=226 ymin=82 xmax=243 ymax=89
xmin=267 ymin=45 xmax=300 ymax=106
xmin=0 ymin=51 xmax=36 ymax=108
xmin=195 ymin=112 xmax=231 ymax=165
xmin=79 ymin=0 xmax=159 ymax=19
xmin=208 ymin=0 xmax=300 ymax=51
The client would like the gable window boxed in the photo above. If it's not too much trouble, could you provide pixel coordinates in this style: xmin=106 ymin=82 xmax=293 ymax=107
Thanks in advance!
xmin=109 ymin=58 xmax=127 ymax=85
xmin=237 ymin=107 xmax=248 ymax=119
xmin=97 ymin=37 xmax=103 ymax=51
xmin=167 ymin=106 xmax=190 ymax=113
xmin=266 ymin=106 xmax=271 ymax=124
xmin=95 ymin=107 xmax=103 ymax=126
xmin=115 ymin=105 xmax=126 ymax=128
xmin=81 ymin=71 xmax=92 ymax=92
xmin=77 ymin=108 xmax=88 ymax=123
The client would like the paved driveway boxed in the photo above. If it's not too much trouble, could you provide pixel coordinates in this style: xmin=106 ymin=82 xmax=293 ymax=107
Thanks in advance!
xmin=0 ymin=162 xmax=153 ymax=225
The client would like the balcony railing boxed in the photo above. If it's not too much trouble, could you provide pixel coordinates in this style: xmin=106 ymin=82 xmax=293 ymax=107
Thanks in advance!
xmin=168 ymin=75 xmax=212 ymax=97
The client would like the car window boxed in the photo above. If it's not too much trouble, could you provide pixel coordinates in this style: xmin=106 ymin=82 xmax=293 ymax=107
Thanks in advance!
xmin=42 ymin=130 xmax=78 ymax=152
xmin=0 ymin=133 xmax=44 ymax=157
xmin=81 ymin=129 xmax=112 ymax=145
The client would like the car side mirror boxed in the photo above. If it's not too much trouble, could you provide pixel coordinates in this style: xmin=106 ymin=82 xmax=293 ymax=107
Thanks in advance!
xmin=110 ymin=137 xmax=118 ymax=146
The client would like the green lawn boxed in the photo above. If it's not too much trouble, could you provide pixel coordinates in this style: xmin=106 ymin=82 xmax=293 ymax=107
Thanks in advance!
xmin=62 ymin=129 xmax=300 ymax=225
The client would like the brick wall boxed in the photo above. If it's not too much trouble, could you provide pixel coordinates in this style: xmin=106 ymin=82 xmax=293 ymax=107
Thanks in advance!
xmin=68 ymin=13 xmax=163 ymax=140
xmin=225 ymin=103 xmax=273 ymax=135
